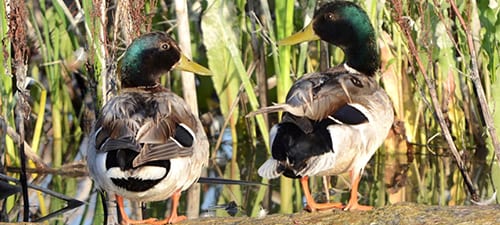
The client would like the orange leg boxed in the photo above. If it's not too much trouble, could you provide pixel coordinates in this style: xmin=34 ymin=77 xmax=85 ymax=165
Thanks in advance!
xmin=154 ymin=190 xmax=186 ymax=224
xmin=300 ymin=176 xmax=343 ymax=212
xmin=116 ymin=195 xmax=158 ymax=225
xmin=344 ymin=170 xmax=372 ymax=211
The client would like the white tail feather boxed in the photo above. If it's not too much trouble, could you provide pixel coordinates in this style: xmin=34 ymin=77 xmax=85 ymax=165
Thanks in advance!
xmin=258 ymin=159 xmax=281 ymax=179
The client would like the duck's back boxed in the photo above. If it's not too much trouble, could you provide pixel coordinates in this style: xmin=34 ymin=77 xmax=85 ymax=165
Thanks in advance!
xmin=87 ymin=88 xmax=208 ymax=201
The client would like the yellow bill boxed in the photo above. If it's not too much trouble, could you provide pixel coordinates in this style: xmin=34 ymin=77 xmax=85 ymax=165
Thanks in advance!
xmin=177 ymin=54 xmax=212 ymax=76
xmin=278 ymin=22 xmax=320 ymax=46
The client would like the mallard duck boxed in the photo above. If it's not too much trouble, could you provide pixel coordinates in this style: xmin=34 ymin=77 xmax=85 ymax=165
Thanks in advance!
xmin=87 ymin=32 xmax=211 ymax=224
xmin=253 ymin=1 xmax=394 ymax=211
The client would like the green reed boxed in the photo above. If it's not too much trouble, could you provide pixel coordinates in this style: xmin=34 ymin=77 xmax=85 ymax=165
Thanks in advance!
xmin=0 ymin=0 xmax=499 ymax=223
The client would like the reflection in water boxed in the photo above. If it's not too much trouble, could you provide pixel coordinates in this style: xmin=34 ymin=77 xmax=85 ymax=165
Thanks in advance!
xmin=303 ymin=143 xmax=498 ymax=209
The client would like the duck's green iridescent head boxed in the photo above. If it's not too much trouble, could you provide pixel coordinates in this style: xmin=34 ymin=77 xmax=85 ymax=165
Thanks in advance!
xmin=279 ymin=1 xmax=380 ymax=76
xmin=119 ymin=32 xmax=211 ymax=88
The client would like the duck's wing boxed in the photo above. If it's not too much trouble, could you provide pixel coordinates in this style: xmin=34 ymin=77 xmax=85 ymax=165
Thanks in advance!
xmin=247 ymin=71 xmax=351 ymax=120
xmin=247 ymin=72 xmax=347 ymax=119
xmin=288 ymin=72 xmax=357 ymax=120
xmin=94 ymin=91 xmax=200 ymax=168
xmin=248 ymin=69 xmax=382 ymax=121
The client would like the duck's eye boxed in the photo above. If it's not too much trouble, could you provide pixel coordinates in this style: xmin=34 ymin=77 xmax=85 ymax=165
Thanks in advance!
xmin=161 ymin=43 xmax=170 ymax=50
xmin=350 ymin=77 xmax=363 ymax=87
xmin=326 ymin=13 xmax=335 ymax=21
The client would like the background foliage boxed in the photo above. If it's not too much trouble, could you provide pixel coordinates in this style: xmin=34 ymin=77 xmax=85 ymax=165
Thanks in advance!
xmin=0 ymin=0 xmax=499 ymax=223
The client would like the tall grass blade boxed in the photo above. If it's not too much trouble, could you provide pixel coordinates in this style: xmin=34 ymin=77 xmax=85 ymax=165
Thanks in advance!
xmin=201 ymin=0 xmax=245 ymax=213
xmin=274 ymin=0 xmax=295 ymax=214
xmin=175 ymin=0 xmax=203 ymax=219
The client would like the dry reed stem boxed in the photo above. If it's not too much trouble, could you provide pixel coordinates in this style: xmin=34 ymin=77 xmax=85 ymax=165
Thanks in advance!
xmin=175 ymin=0 xmax=201 ymax=219
xmin=8 ymin=0 xmax=30 ymax=220
xmin=447 ymin=0 xmax=500 ymax=168
xmin=389 ymin=0 xmax=478 ymax=201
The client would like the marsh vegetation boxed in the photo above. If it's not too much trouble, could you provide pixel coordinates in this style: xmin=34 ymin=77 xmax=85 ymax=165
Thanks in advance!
xmin=0 ymin=0 xmax=499 ymax=224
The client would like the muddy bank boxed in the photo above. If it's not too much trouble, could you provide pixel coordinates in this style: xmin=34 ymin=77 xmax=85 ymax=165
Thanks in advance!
xmin=181 ymin=203 xmax=500 ymax=225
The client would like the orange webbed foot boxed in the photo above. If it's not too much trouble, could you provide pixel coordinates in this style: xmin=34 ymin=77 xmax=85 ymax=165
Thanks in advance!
xmin=120 ymin=217 xmax=158 ymax=225
xmin=344 ymin=202 xmax=373 ymax=211
xmin=144 ymin=215 xmax=186 ymax=225
xmin=166 ymin=215 xmax=187 ymax=224
xmin=304 ymin=202 xmax=344 ymax=212
xmin=300 ymin=176 xmax=344 ymax=212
